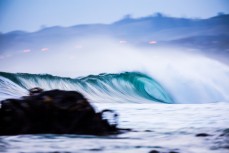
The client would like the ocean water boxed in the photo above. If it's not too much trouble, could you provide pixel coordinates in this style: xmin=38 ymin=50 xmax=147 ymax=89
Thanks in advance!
xmin=0 ymin=72 xmax=229 ymax=153
xmin=1 ymin=31 xmax=229 ymax=153
xmin=0 ymin=103 xmax=229 ymax=153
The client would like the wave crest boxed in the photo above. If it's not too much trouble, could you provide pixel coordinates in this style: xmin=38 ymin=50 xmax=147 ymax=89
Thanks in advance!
xmin=0 ymin=72 xmax=174 ymax=103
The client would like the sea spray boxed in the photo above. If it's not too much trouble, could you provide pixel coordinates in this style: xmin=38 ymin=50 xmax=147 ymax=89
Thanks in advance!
xmin=0 ymin=38 xmax=229 ymax=103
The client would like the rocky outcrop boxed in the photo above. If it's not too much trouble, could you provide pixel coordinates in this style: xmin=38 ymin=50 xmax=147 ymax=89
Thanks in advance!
xmin=195 ymin=133 xmax=211 ymax=137
xmin=0 ymin=88 xmax=120 ymax=135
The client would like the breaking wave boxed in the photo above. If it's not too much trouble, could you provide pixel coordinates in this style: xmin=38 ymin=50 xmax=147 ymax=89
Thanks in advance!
xmin=0 ymin=72 xmax=174 ymax=103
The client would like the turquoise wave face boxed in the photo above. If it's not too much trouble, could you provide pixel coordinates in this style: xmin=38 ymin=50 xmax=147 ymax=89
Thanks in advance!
xmin=0 ymin=72 xmax=174 ymax=103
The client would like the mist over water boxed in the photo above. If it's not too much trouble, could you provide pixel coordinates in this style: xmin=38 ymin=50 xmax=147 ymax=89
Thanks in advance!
xmin=0 ymin=37 xmax=229 ymax=103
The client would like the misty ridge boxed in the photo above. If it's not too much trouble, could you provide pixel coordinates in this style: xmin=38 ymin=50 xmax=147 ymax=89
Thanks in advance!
xmin=0 ymin=13 xmax=229 ymax=63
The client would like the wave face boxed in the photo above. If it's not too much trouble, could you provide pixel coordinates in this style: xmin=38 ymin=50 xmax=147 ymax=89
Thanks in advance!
xmin=0 ymin=72 xmax=174 ymax=103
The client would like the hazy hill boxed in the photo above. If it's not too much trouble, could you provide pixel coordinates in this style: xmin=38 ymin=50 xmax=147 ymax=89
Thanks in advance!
xmin=0 ymin=13 xmax=229 ymax=56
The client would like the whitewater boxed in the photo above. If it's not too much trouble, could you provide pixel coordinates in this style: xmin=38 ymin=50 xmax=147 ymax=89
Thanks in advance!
xmin=0 ymin=39 xmax=229 ymax=153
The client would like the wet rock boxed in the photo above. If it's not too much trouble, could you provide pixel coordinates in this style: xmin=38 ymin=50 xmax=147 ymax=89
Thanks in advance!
xmin=148 ymin=149 xmax=180 ymax=153
xmin=29 ymin=87 xmax=44 ymax=96
xmin=145 ymin=130 xmax=153 ymax=132
xmin=195 ymin=133 xmax=211 ymax=137
xmin=149 ymin=150 xmax=160 ymax=153
xmin=148 ymin=148 xmax=180 ymax=153
xmin=0 ymin=88 xmax=120 ymax=135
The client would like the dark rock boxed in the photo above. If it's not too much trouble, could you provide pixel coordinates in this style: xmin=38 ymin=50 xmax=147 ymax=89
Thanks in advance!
xmin=0 ymin=88 xmax=120 ymax=135
xmin=149 ymin=149 xmax=179 ymax=153
xmin=149 ymin=150 xmax=160 ymax=153
xmin=195 ymin=133 xmax=211 ymax=137
xmin=29 ymin=87 xmax=44 ymax=96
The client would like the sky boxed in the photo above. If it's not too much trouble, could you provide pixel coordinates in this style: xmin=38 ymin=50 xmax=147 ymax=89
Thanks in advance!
xmin=0 ymin=0 xmax=229 ymax=33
